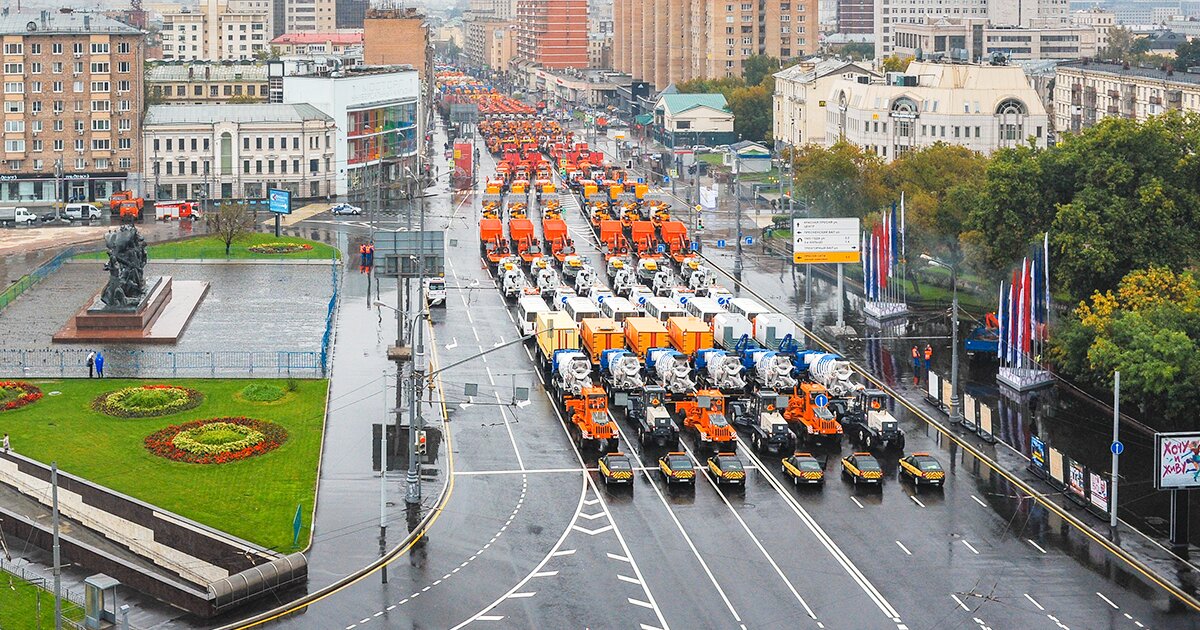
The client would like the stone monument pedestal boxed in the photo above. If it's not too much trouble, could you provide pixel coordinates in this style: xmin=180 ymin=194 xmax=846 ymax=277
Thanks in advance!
xmin=53 ymin=275 xmax=209 ymax=344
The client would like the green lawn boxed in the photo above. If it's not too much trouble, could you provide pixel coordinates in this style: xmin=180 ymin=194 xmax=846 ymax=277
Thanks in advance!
xmin=79 ymin=233 xmax=340 ymax=261
xmin=697 ymin=153 xmax=724 ymax=166
xmin=0 ymin=569 xmax=85 ymax=629
xmin=0 ymin=378 xmax=327 ymax=551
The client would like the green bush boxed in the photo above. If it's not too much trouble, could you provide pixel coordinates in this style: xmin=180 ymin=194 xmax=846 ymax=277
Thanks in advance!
xmin=285 ymin=379 xmax=299 ymax=393
xmin=241 ymin=383 xmax=285 ymax=402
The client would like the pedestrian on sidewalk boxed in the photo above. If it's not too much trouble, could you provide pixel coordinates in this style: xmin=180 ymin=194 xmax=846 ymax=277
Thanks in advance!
xmin=86 ymin=350 xmax=96 ymax=378
xmin=95 ymin=351 xmax=105 ymax=378
xmin=923 ymin=344 xmax=933 ymax=372
xmin=2 ymin=433 xmax=9 ymax=453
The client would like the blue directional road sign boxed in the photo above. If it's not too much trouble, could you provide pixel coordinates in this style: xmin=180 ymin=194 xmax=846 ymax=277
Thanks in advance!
xmin=745 ymin=236 xmax=754 ymax=245
xmin=657 ymin=244 xmax=666 ymax=253
xmin=814 ymin=393 xmax=829 ymax=408
xmin=1111 ymin=441 xmax=1125 ymax=455
xmin=717 ymin=239 xmax=726 ymax=248
xmin=690 ymin=241 xmax=699 ymax=251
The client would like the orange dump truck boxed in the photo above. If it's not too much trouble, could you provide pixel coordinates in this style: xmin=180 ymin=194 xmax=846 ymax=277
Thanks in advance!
xmin=542 ymin=217 xmax=569 ymax=259
xmin=631 ymin=221 xmax=660 ymax=257
xmin=624 ymin=317 xmax=669 ymax=357
xmin=480 ymin=218 xmax=508 ymax=262
xmin=667 ymin=316 xmax=714 ymax=355
xmin=581 ymin=317 xmax=624 ymax=364
xmin=508 ymin=217 xmax=542 ymax=264
xmin=600 ymin=219 xmax=628 ymax=259
xmin=659 ymin=220 xmax=691 ymax=261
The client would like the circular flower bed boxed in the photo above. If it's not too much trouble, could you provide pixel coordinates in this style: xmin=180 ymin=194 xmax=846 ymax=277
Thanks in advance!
xmin=247 ymin=242 xmax=313 ymax=254
xmin=0 ymin=381 xmax=43 ymax=411
xmin=145 ymin=417 xmax=288 ymax=464
xmin=93 ymin=385 xmax=203 ymax=418
xmin=239 ymin=383 xmax=286 ymax=403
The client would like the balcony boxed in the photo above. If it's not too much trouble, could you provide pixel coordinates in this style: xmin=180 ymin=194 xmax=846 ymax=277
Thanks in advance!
xmin=1149 ymin=95 xmax=1162 ymax=105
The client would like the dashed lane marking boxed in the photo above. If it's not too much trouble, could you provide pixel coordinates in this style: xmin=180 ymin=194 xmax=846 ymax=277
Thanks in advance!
xmin=895 ymin=541 xmax=912 ymax=556
xmin=851 ymin=496 xmax=865 ymax=509
xmin=971 ymin=495 xmax=988 ymax=508
xmin=909 ymin=495 xmax=926 ymax=508
xmin=962 ymin=540 xmax=980 ymax=554
xmin=1027 ymin=539 xmax=1048 ymax=554
xmin=1097 ymin=592 xmax=1120 ymax=609
xmin=1024 ymin=594 xmax=1045 ymax=611
xmin=951 ymin=594 xmax=970 ymax=611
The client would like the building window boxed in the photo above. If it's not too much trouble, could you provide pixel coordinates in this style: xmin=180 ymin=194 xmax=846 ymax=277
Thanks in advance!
xmin=221 ymin=132 xmax=233 ymax=175
xmin=92 ymin=139 xmax=111 ymax=150
xmin=91 ymin=43 xmax=110 ymax=54
xmin=90 ymin=62 xmax=110 ymax=74
xmin=2 ymin=44 xmax=22 ymax=55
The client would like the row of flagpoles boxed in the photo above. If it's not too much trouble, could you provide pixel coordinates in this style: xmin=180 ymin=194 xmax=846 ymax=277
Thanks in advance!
xmin=862 ymin=193 xmax=906 ymax=303
xmin=997 ymin=233 xmax=1051 ymax=368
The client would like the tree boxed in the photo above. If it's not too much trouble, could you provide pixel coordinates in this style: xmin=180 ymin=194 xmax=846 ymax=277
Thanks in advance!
xmin=1175 ymin=39 xmax=1200 ymax=70
xmin=726 ymin=83 xmax=773 ymax=143
xmin=881 ymin=55 xmax=912 ymax=73
xmin=1050 ymin=267 xmax=1200 ymax=431
xmin=884 ymin=144 xmax=987 ymax=264
xmin=1102 ymin=26 xmax=1134 ymax=62
xmin=790 ymin=141 xmax=888 ymax=219
xmin=962 ymin=144 xmax=1058 ymax=278
xmin=742 ymin=55 xmax=779 ymax=88
xmin=837 ymin=42 xmax=875 ymax=60
xmin=206 ymin=202 xmax=254 ymax=255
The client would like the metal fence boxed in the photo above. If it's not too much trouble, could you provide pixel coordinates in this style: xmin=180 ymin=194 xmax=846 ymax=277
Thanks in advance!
xmin=0 ymin=558 xmax=90 ymax=630
xmin=0 ymin=349 xmax=324 ymax=379
xmin=319 ymin=259 xmax=340 ymax=376
xmin=0 ymin=246 xmax=80 ymax=313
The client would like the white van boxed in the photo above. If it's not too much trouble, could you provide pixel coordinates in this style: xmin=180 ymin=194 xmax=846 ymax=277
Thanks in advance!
xmin=644 ymin=296 xmax=685 ymax=323
xmin=0 ymin=207 xmax=37 ymax=225
xmin=683 ymin=297 xmax=727 ymax=324
xmin=64 ymin=203 xmax=101 ymax=221
xmin=424 ymin=277 xmax=447 ymax=307
xmin=564 ymin=296 xmax=601 ymax=323
xmin=599 ymin=296 xmax=637 ymax=323
xmin=517 ymin=295 xmax=551 ymax=336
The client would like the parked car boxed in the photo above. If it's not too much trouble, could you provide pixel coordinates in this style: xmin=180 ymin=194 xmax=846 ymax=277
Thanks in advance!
xmin=331 ymin=203 xmax=363 ymax=216
xmin=64 ymin=203 xmax=102 ymax=221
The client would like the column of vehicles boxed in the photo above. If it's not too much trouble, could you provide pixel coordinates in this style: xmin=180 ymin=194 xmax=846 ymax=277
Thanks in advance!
xmin=1 ymin=192 xmax=201 ymax=226
xmin=475 ymin=123 xmax=943 ymax=490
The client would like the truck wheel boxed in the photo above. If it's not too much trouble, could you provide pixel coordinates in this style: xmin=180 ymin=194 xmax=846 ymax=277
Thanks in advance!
xmin=752 ymin=434 xmax=761 ymax=452
xmin=864 ymin=434 xmax=873 ymax=450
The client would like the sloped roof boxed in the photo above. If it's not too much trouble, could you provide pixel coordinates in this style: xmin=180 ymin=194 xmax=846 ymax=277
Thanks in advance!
xmin=730 ymin=140 xmax=770 ymax=154
xmin=657 ymin=93 xmax=730 ymax=116
xmin=146 ymin=64 xmax=268 ymax=83
xmin=145 ymin=103 xmax=333 ymax=125
xmin=774 ymin=58 xmax=877 ymax=84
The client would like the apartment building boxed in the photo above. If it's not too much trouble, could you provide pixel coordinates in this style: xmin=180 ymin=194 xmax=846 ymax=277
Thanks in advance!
xmin=282 ymin=0 xmax=337 ymax=33
xmin=825 ymin=61 xmax=1050 ymax=162
xmin=143 ymin=103 xmax=335 ymax=201
xmin=515 ymin=0 xmax=589 ymax=70
xmin=270 ymin=31 xmax=363 ymax=56
xmin=837 ymin=0 xmax=873 ymax=34
xmin=161 ymin=0 xmax=271 ymax=61
xmin=363 ymin=8 xmax=431 ymax=80
xmin=1071 ymin=8 xmax=1115 ymax=51
xmin=614 ymin=0 xmax=818 ymax=90
xmin=464 ymin=19 xmax=517 ymax=72
xmin=147 ymin=63 xmax=270 ymax=104
xmin=890 ymin=19 xmax=1097 ymax=62
xmin=773 ymin=58 xmax=876 ymax=146
xmin=875 ymin=0 xmax=1068 ymax=58
xmin=1053 ymin=61 xmax=1200 ymax=134
xmin=0 ymin=10 xmax=144 ymax=205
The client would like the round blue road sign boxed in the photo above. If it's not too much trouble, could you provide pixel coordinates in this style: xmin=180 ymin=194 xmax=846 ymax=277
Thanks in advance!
xmin=745 ymin=236 xmax=754 ymax=245
xmin=717 ymin=239 xmax=727 ymax=248
xmin=657 ymin=244 xmax=666 ymax=253
xmin=814 ymin=393 xmax=829 ymax=407
xmin=1111 ymin=441 xmax=1124 ymax=455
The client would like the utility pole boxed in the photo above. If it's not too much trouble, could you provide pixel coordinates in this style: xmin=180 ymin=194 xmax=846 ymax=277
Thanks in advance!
xmin=51 ymin=462 xmax=61 ymax=630
xmin=734 ymin=157 xmax=743 ymax=275
xmin=406 ymin=175 xmax=428 ymax=506
xmin=1111 ymin=370 xmax=1120 ymax=529
xmin=949 ymin=263 xmax=962 ymax=423
xmin=379 ymin=374 xmax=389 ymax=584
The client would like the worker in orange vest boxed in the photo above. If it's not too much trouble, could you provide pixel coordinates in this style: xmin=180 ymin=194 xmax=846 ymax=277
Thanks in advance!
xmin=365 ymin=242 xmax=375 ymax=268
xmin=924 ymin=344 xmax=933 ymax=372
xmin=911 ymin=346 xmax=920 ymax=373
xmin=358 ymin=243 xmax=368 ymax=273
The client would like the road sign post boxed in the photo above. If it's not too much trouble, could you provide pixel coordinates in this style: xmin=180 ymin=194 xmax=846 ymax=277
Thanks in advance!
xmin=1112 ymin=371 xmax=1120 ymax=528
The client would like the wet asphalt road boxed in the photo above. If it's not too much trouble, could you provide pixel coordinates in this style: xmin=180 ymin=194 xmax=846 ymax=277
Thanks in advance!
xmin=253 ymin=123 xmax=1200 ymax=630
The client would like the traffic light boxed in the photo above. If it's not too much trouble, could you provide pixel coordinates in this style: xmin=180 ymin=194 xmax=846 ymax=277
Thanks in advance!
xmin=415 ymin=430 xmax=427 ymax=455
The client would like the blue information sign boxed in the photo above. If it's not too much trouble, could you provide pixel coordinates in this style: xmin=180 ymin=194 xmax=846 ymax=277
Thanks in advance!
xmin=745 ymin=236 xmax=754 ymax=245
xmin=813 ymin=393 xmax=829 ymax=408
xmin=657 ymin=244 xmax=666 ymax=253
xmin=1111 ymin=441 xmax=1124 ymax=455
xmin=267 ymin=188 xmax=292 ymax=215
xmin=690 ymin=241 xmax=699 ymax=251
xmin=717 ymin=239 xmax=726 ymax=248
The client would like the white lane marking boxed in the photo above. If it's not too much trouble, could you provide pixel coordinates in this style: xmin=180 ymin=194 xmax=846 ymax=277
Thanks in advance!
xmin=485 ymin=366 xmax=495 ymax=385
xmin=476 ymin=616 xmax=505 ymax=622
xmin=359 ymin=619 xmax=370 ymax=624
xmin=374 ymin=611 xmax=383 ymax=617
xmin=618 ymin=574 xmax=641 ymax=584
xmin=578 ymin=511 xmax=606 ymax=520
xmin=551 ymin=549 xmax=576 ymax=557
xmin=1047 ymin=614 xmax=1069 ymax=629
xmin=466 ymin=310 xmax=474 ymax=323
xmin=909 ymin=495 xmax=926 ymax=508
xmin=961 ymin=540 xmax=980 ymax=554
xmin=1096 ymin=592 xmax=1120 ymax=609
xmin=895 ymin=541 xmax=912 ymax=556
xmin=1027 ymin=539 xmax=1048 ymax=554
xmin=456 ymin=468 xmax=588 ymax=475
xmin=532 ymin=571 xmax=559 ymax=578
xmin=1024 ymin=593 xmax=1045 ymax=611
xmin=506 ymin=309 xmax=515 ymax=323
xmin=524 ymin=346 xmax=534 ymax=362
xmin=640 ymin=625 xmax=663 ymax=630
xmin=628 ymin=598 xmax=654 ymax=609
xmin=674 ymin=440 xmax=818 ymax=620
xmin=386 ymin=605 xmax=395 ymax=611
xmin=572 ymin=524 xmax=614 ymax=536
xmin=1124 ymin=613 xmax=1133 ymax=620
xmin=492 ymin=391 xmax=524 ymax=470
xmin=471 ymin=327 xmax=480 ymax=342
xmin=951 ymin=594 xmax=970 ymax=611
xmin=506 ymin=592 xmax=536 ymax=599
xmin=607 ymin=552 xmax=631 ymax=562
xmin=1135 ymin=622 xmax=1144 ymax=628
xmin=736 ymin=436 xmax=900 ymax=623
xmin=971 ymin=495 xmax=987 ymax=507
xmin=851 ymin=496 xmax=865 ymax=509
xmin=445 ymin=338 xmax=459 ymax=350
xmin=583 ymin=498 xmax=601 ymax=506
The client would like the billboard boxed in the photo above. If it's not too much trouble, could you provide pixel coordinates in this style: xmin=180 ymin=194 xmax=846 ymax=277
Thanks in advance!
xmin=1090 ymin=472 xmax=1109 ymax=511
xmin=1154 ymin=431 xmax=1200 ymax=489
xmin=793 ymin=218 xmax=861 ymax=264
xmin=1068 ymin=459 xmax=1086 ymax=499
xmin=453 ymin=141 xmax=474 ymax=190
xmin=1030 ymin=435 xmax=1047 ymax=473
xmin=267 ymin=188 xmax=292 ymax=215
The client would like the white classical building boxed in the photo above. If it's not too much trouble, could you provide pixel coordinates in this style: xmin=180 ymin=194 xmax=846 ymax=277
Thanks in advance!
xmin=142 ymin=103 xmax=337 ymax=201
xmin=274 ymin=64 xmax=420 ymax=198
xmin=773 ymin=58 xmax=877 ymax=148
xmin=824 ymin=61 xmax=1050 ymax=161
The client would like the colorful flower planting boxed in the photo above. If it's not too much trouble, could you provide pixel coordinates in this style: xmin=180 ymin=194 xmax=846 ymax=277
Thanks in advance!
xmin=246 ymin=242 xmax=314 ymax=254
xmin=0 ymin=381 xmax=43 ymax=412
xmin=145 ymin=417 xmax=288 ymax=464
xmin=93 ymin=385 xmax=204 ymax=418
